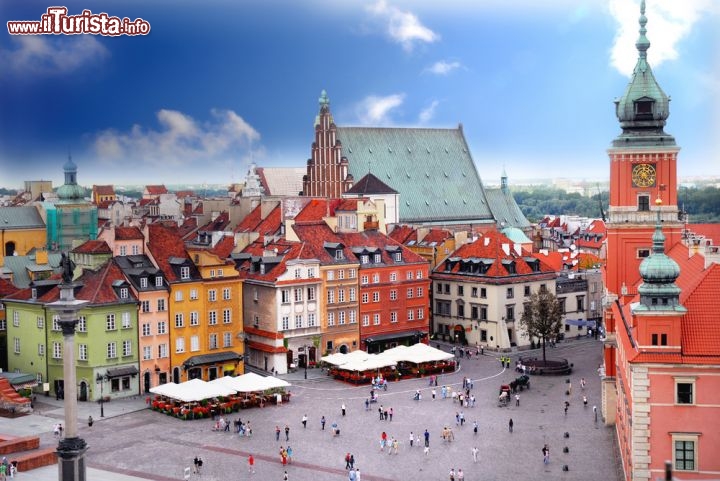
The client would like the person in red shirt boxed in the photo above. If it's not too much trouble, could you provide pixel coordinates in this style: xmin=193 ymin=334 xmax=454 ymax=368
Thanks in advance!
xmin=247 ymin=454 xmax=255 ymax=474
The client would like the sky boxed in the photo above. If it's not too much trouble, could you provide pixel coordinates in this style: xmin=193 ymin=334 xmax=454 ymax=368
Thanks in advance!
xmin=0 ymin=0 xmax=718 ymax=189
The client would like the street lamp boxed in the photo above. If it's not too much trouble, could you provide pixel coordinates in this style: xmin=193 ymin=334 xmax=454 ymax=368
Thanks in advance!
xmin=95 ymin=374 xmax=108 ymax=417
xmin=304 ymin=346 xmax=308 ymax=380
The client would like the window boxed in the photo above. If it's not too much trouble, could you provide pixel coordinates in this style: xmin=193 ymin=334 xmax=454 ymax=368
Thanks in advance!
xmin=390 ymin=272 xmax=397 ymax=282
xmin=407 ymin=271 xmax=413 ymax=280
xmin=390 ymin=290 xmax=397 ymax=301
xmin=119 ymin=246 xmax=127 ymax=256
xmin=673 ymin=436 xmax=697 ymax=472
xmin=309 ymin=268 xmax=317 ymax=278
xmin=155 ymin=276 xmax=163 ymax=287
xmin=190 ymin=289 xmax=198 ymax=300
xmin=142 ymin=323 xmax=151 ymax=336
xmin=140 ymin=277 xmax=148 ymax=288
xmin=122 ymin=312 xmax=131 ymax=329
xmin=506 ymin=288 xmax=514 ymax=299
xmin=335 ymin=250 xmax=344 ymax=260
xmin=157 ymin=321 xmax=167 ymax=335
xmin=417 ymin=287 xmax=423 ymax=297
xmin=13 ymin=311 xmax=20 ymax=327
xmin=471 ymin=287 xmax=478 ymax=298
xmin=223 ymin=309 xmax=231 ymax=324
xmin=444 ymin=284 xmax=450 ymax=294
xmin=141 ymin=300 xmax=151 ymax=313
xmin=208 ymin=311 xmax=217 ymax=325
xmin=107 ymin=342 xmax=117 ymax=358
xmin=481 ymin=288 xmax=487 ymax=298
xmin=458 ymin=285 xmax=464 ymax=296
xmin=52 ymin=341 xmax=62 ymax=359
xmin=208 ymin=290 xmax=217 ymax=302
xmin=390 ymin=312 xmax=397 ymax=323
xmin=373 ymin=313 xmax=380 ymax=325
xmin=294 ymin=268 xmax=302 ymax=279
xmin=524 ymin=286 xmax=531 ymax=297
xmin=143 ymin=346 xmax=152 ymax=360
xmin=349 ymin=269 xmax=356 ymax=278
xmin=338 ymin=311 xmax=346 ymax=325
xmin=180 ymin=266 xmax=190 ymax=279
xmin=577 ymin=296 xmax=585 ymax=312
xmin=308 ymin=313 xmax=316 ymax=327
xmin=78 ymin=316 xmax=86 ymax=332
xmin=327 ymin=270 xmax=335 ymax=281
xmin=437 ymin=283 xmax=442 ymax=294
xmin=374 ymin=254 xmax=381 ymax=263
xmin=506 ymin=305 xmax=515 ymax=321
xmin=281 ymin=316 xmax=290 ymax=330
xmin=458 ymin=304 xmax=465 ymax=318
xmin=661 ymin=333 xmax=668 ymax=345
xmin=175 ymin=290 xmax=184 ymax=302
xmin=407 ymin=288 xmax=414 ymax=298
xmin=290 ymin=288 xmax=301 ymax=303
xmin=223 ymin=288 xmax=231 ymax=300
xmin=349 ymin=288 xmax=356 ymax=302
xmin=638 ymin=195 xmax=650 ymax=212
xmin=361 ymin=275 xmax=368 ymax=285
xmin=223 ymin=332 xmax=232 ymax=347
xmin=638 ymin=249 xmax=650 ymax=259
xmin=157 ymin=299 xmax=166 ymax=311
xmin=122 ymin=340 xmax=132 ymax=356
xmin=373 ymin=292 xmax=380 ymax=302
xmin=282 ymin=290 xmax=291 ymax=303
xmin=175 ymin=313 xmax=184 ymax=328
xmin=361 ymin=255 xmax=369 ymax=265
xmin=13 ymin=338 xmax=19 ymax=354
xmin=209 ymin=334 xmax=218 ymax=349
xmin=407 ymin=309 xmax=414 ymax=321
xmin=190 ymin=311 xmax=199 ymax=326
xmin=416 ymin=270 xmax=423 ymax=279
xmin=217 ymin=269 xmax=223 ymax=278
xmin=158 ymin=344 xmax=168 ymax=358
xmin=349 ymin=310 xmax=356 ymax=324
xmin=675 ymin=378 xmax=695 ymax=404
xmin=52 ymin=315 xmax=60 ymax=331
xmin=175 ymin=338 xmax=185 ymax=353
xmin=79 ymin=344 xmax=88 ymax=361
xmin=106 ymin=314 xmax=116 ymax=330
xmin=339 ymin=270 xmax=345 ymax=280
xmin=338 ymin=289 xmax=345 ymax=303
xmin=190 ymin=335 xmax=200 ymax=352
xmin=480 ymin=305 xmax=488 ymax=320
xmin=295 ymin=315 xmax=303 ymax=328
xmin=393 ymin=252 xmax=402 ymax=262
xmin=559 ymin=298 xmax=567 ymax=314
xmin=327 ymin=289 xmax=335 ymax=304
xmin=418 ymin=308 xmax=425 ymax=320
xmin=37 ymin=316 xmax=44 ymax=328
xmin=362 ymin=293 xmax=369 ymax=304
xmin=132 ymin=245 xmax=139 ymax=255
xmin=373 ymin=273 xmax=380 ymax=283
xmin=327 ymin=312 xmax=335 ymax=327
xmin=362 ymin=315 xmax=370 ymax=327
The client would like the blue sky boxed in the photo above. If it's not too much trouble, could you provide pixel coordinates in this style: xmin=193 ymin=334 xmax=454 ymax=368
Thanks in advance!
xmin=0 ymin=0 xmax=718 ymax=189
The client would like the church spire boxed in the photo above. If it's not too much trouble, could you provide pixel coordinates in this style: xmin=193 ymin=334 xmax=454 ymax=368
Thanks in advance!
xmin=635 ymin=0 xmax=650 ymax=60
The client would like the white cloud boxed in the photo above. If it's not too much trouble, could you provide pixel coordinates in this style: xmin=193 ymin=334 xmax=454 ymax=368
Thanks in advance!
xmin=93 ymin=109 xmax=261 ymax=166
xmin=419 ymin=100 xmax=439 ymax=123
xmin=366 ymin=0 xmax=439 ymax=51
xmin=609 ymin=0 xmax=714 ymax=76
xmin=356 ymin=94 xmax=405 ymax=125
xmin=425 ymin=60 xmax=463 ymax=75
xmin=0 ymin=35 xmax=109 ymax=76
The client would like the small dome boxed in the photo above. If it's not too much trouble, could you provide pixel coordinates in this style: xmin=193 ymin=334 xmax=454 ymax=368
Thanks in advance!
xmin=57 ymin=184 xmax=85 ymax=200
xmin=63 ymin=156 xmax=77 ymax=172
xmin=639 ymin=253 xmax=680 ymax=284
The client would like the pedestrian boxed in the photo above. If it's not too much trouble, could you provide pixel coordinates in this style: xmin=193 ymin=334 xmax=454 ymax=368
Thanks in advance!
xmin=342 ymin=403 xmax=346 ymax=416
xmin=564 ymin=400 xmax=570 ymax=415
xmin=449 ymin=467 xmax=456 ymax=481
xmin=424 ymin=429 xmax=430 ymax=447
xmin=459 ymin=411 xmax=465 ymax=425
xmin=284 ymin=471 xmax=288 ymax=481
xmin=388 ymin=407 xmax=393 ymax=421
xmin=508 ymin=418 xmax=514 ymax=433
xmin=197 ymin=457 xmax=203 ymax=473
xmin=349 ymin=467 xmax=356 ymax=481
xmin=383 ymin=407 xmax=388 ymax=420
xmin=472 ymin=446 xmax=479 ymax=463
xmin=286 ymin=446 xmax=293 ymax=464
xmin=581 ymin=377 xmax=586 ymax=390
xmin=285 ymin=424 xmax=290 ymax=441
xmin=345 ymin=452 xmax=352 ymax=469
xmin=409 ymin=432 xmax=414 ymax=447
xmin=280 ymin=447 xmax=287 ymax=466
xmin=365 ymin=398 xmax=370 ymax=411
xmin=355 ymin=468 xmax=361 ymax=481
xmin=515 ymin=394 xmax=520 ymax=407
xmin=58 ymin=424 xmax=63 ymax=437
xmin=583 ymin=395 xmax=588 ymax=407
xmin=193 ymin=456 xmax=199 ymax=474
xmin=473 ymin=420 xmax=478 ymax=435
xmin=87 ymin=416 xmax=93 ymax=427
xmin=542 ymin=444 xmax=550 ymax=464
xmin=349 ymin=453 xmax=354 ymax=469
xmin=248 ymin=454 xmax=255 ymax=474
xmin=431 ymin=389 xmax=436 ymax=400
xmin=378 ymin=405 xmax=384 ymax=420
xmin=302 ymin=414 xmax=307 ymax=428
xmin=593 ymin=405 xmax=598 ymax=422
xmin=321 ymin=416 xmax=326 ymax=430
xmin=457 ymin=468 xmax=464 ymax=480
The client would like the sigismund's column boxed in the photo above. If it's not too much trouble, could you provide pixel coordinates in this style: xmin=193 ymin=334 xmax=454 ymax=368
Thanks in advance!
xmin=48 ymin=262 xmax=88 ymax=481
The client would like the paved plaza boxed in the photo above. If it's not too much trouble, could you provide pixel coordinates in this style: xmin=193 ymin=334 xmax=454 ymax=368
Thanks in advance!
xmin=5 ymin=338 xmax=621 ymax=481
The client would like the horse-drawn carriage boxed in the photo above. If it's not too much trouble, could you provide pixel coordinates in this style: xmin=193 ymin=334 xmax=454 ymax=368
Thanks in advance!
xmin=498 ymin=385 xmax=511 ymax=406
xmin=510 ymin=374 xmax=530 ymax=392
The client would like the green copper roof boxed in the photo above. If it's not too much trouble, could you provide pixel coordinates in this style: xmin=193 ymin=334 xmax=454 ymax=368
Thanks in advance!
xmin=613 ymin=0 xmax=675 ymax=148
xmin=485 ymin=186 xmax=531 ymax=230
xmin=338 ymin=126 xmax=494 ymax=224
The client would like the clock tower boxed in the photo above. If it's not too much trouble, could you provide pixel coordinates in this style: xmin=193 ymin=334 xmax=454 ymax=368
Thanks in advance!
xmin=605 ymin=0 xmax=682 ymax=302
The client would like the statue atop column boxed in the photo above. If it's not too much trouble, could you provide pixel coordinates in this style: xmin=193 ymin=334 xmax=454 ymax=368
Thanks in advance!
xmin=61 ymin=252 xmax=76 ymax=284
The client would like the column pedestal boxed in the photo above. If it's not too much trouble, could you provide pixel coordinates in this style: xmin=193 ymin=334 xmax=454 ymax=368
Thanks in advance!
xmin=57 ymin=437 xmax=88 ymax=481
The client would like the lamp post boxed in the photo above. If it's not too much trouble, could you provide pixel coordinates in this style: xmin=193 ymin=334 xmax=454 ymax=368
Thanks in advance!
xmin=95 ymin=374 xmax=108 ymax=417
xmin=304 ymin=345 xmax=308 ymax=380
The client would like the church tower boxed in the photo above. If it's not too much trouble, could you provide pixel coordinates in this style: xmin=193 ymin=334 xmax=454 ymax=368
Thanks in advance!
xmin=302 ymin=90 xmax=353 ymax=197
xmin=605 ymin=0 xmax=682 ymax=302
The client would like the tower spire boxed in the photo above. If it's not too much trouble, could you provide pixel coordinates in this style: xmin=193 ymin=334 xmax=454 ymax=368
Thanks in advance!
xmin=636 ymin=0 xmax=650 ymax=60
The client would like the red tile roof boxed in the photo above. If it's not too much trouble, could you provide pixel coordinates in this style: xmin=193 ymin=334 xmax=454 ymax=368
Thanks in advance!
xmin=388 ymin=225 xmax=417 ymax=244
xmin=0 ymin=278 xmax=19 ymax=297
xmin=177 ymin=218 xmax=198 ymax=239
xmin=174 ymin=190 xmax=195 ymax=199
xmin=420 ymin=229 xmax=452 ymax=245
xmin=681 ymin=263 xmax=720 ymax=357
xmin=291 ymin=222 xmax=356 ymax=264
xmin=71 ymin=240 xmax=112 ymax=255
xmin=93 ymin=185 xmax=115 ymax=195
xmin=139 ymin=198 xmax=156 ymax=207
xmin=335 ymin=199 xmax=365 ymax=212
xmin=210 ymin=235 xmax=235 ymax=259
xmin=686 ymin=223 xmax=720 ymax=245
xmin=234 ymin=205 xmax=262 ymax=233
xmin=294 ymin=199 xmax=342 ymax=223
xmin=237 ymin=240 xmax=313 ymax=283
xmin=337 ymin=230 xmax=426 ymax=265
xmin=253 ymin=205 xmax=282 ymax=237
xmin=146 ymin=223 xmax=198 ymax=282
xmin=145 ymin=185 xmax=168 ymax=195
xmin=114 ymin=226 xmax=144 ymax=240
xmin=200 ymin=212 xmax=231 ymax=232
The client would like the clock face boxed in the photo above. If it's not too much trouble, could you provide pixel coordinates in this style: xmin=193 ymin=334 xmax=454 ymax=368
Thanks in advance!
xmin=632 ymin=163 xmax=656 ymax=188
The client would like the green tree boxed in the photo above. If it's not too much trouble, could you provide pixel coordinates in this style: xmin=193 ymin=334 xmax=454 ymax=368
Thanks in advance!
xmin=519 ymin=290 xmax=563 ymax=364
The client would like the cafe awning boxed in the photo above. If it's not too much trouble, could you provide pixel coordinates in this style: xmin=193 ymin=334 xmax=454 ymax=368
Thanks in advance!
xmin=364 ymin=330 xmax=425 ymax=344
xmin=106 ymin=366 xmax=139 ymax=378
xmin=182 ymin=351 xmax=243 ymax=369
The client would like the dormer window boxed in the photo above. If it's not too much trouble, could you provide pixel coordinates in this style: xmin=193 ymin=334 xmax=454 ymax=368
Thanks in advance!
xmin=31 ymin=288 xmax=37 ymax=299
xmin=120 ymin=288 xmax=128 ymax=299
xmin=374 ymin=254 xmax=381 ymax=263
xmin=634 ymin=98 xmax=654 ymax=119
xmin=393 ymin=252 xmax=402 ymax=262
xmin=335 ymin=250 xmax=344 ymax=260
xmin=361 ymin=255 xmax=369 ymax=265
xmin=180 ymin=266 xmax=190 ymax=279
xmin=140 ymin=278 xmax=148 ymax=288
xmin=155 ymin=276 xmax=163 ymax=287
